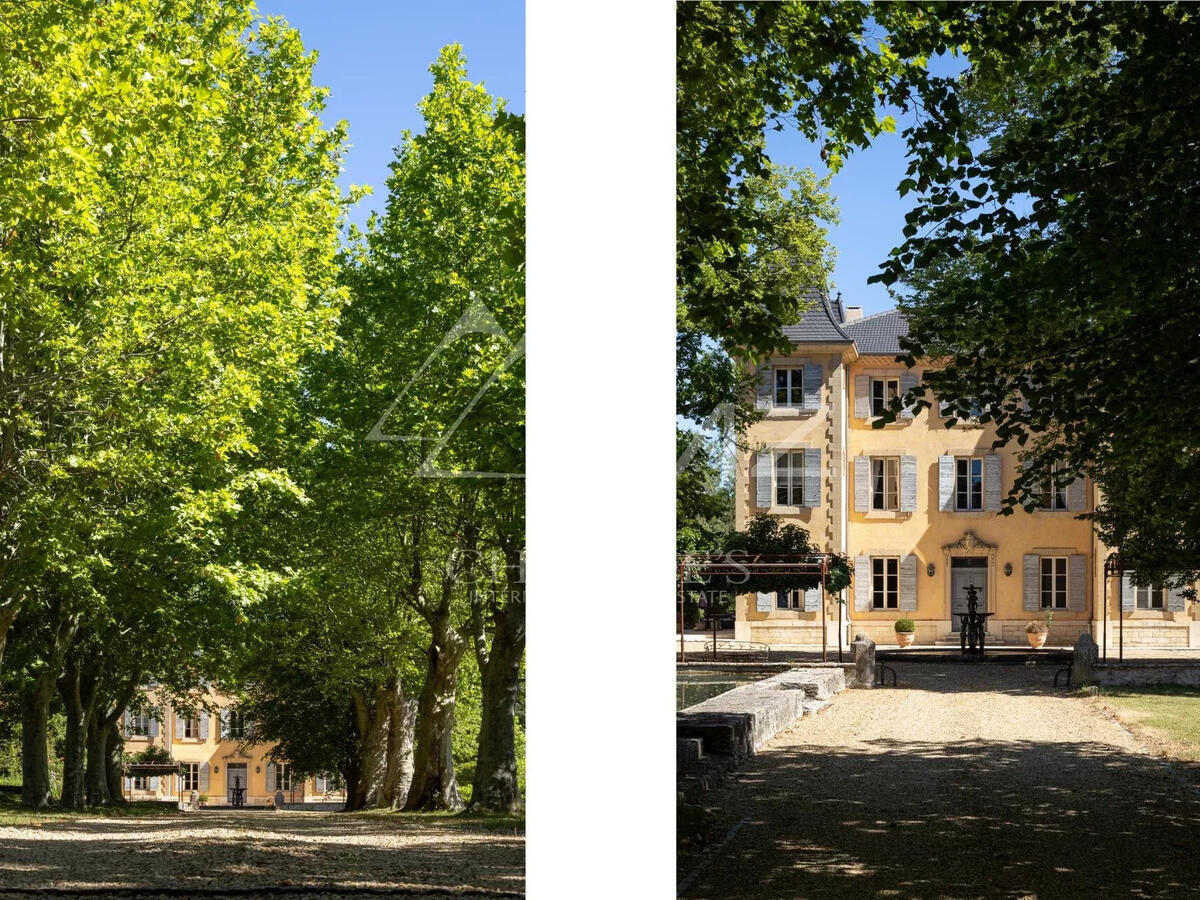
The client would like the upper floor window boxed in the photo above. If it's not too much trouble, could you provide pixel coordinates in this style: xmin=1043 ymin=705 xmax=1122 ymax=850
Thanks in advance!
xmin=1136 ymin=584 xmax=1166 ymax=610
xmin=775 ymin=450 xmax=806 ymax=506
xmin=228 ymin=709 xmax=247 ymax=740
xmin=872 ymin=557 xmax=899 ymax=609
xmin=182 ymin=716 xmax=201 ymax=739
xmin=128 ymin=713 xmax=151 ymax=737
xmin=871 ymin=457 xmax=900 ymax=511
xmin=1041 ymin=557 xmax=1068 ymax=608
xmin=955 ymin=458 xmax=983 ymax=511
xmin=871 ymin=377 xmax=899 ymax=417
xmin=1041 ymin=462 xmax=1068 ymax=510
xmin=774 ymin=368 xmax=804 ymax=408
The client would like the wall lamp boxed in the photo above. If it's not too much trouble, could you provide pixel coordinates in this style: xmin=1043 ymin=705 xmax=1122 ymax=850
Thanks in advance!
xmin=1004 ymin=562 xmax=1013 ymax=577
xmin=927 ymin=562 xmax=936 ymax=577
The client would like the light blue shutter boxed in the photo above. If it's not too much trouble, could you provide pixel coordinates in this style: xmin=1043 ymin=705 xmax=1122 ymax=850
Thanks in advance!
xmin=755 ymin=451 xmax=772 ymax=508
xmin=123 ymin=711 xmax=132 ymax=736
xmin=148 ymin=716 xmax=159 ymax=738
xmin=266 ymin=764 xmax=277 ymax=792
xmin=150 ymin=776 xmax=160 ymax=790
xmin=854 ymin=555 xmax=871 ymax=612
xmin=176 ymin=714 xmax=185 ymax=737
xmin=220 ymin=709 xmax=230 ymax=739
xmin=803 ymin=363 xmax=822 ymax=410
xmin=1023 ymin=555 xmax=1041 ymax=611
xmin=803 ymin=586 xmax=821 ymax=612
xmin=900 ymin=456 xmax=917 ymax=512
xmin=854 ymin=375 xmax=870 ymax=419
xmin=1068 ymin=555 xmax=1087 ymax=611
xmin=938 ymin=456 xmax=955 ymax=512
xmin=853 ymin=457 xmax=869 ymax=512
xmin=199 ymin=714 xmax=209 ymax=740
xmin=756 ymin=365 xmax=773 ymax=410
xmin=199 ymin=763 xmax=209 ymax=792
xmin=1067 ymin=476 xmax=1086 ymax=512
xmin=899 ymin=373 xmax=918 ymax=419
xmin=803 ymin=448 xmax=821 ymax=508
xmin=900 ymin=555 xmax=918 ymax=611
xmin=316 ymin=774 xmax=327 ymax=793
xmin=984 ymin=454 xmax=1002 ymax=511
xmin=1120 ymin=573 xmax=1136 ymax=612
xmin=755 ymin=592 xmax=772 ymax=612
xmin=1167 ymin=582 xmax=1187 ymax=612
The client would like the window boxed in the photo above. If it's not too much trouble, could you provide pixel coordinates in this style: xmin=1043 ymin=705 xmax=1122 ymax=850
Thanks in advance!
xmin=774 ymin=368 xmax=804 ymax=407
xmin=182 ymin=716 xmax=203 ymax=739
xmin=227 ymin=709 xmax=247 ymax=739
xmin=955 ymin=458 xmax=983 ymax=511
xmin=1136 ymin=584 xmax=1166 ymax=610
xmin=872 ymin=557 xmax=899 ymax=609
xmin=870 ymin=377 xmax=900 ymax=417
xmin=133 ymin=775 xmax=148 ymax=791
xmin=275 ymin=763 xmax=295 ymax=791
xmin=182 ymin=763 xmax=199 ymax=792
xmin=774 ymin=450 xmax=805 ymax=506
xmin=128 ymin=713 xmax=151 ymax=737
xmin=776 ymin=590 xmax=801 ymax=610
xmin=1041 ymin=557 xmax=1068 ymax=609
xmin=871 ymin=457 xmax=900 ymax=511
xmin=1040 ymin=462 xmax=1068 ymax=510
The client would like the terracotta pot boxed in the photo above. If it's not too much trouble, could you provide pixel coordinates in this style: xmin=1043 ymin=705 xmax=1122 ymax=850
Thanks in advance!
xmin=896 ymin=631 xmax=915 ymax=648
xmin=1027 ymin=631 xmax=1048 ymax=649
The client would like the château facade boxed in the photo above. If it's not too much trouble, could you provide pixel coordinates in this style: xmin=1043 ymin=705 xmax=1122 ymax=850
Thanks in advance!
xmin=122 ymin=689 xmax=338 ymax=806
xmin=735 ymin=291 xmax=1198 ymax=649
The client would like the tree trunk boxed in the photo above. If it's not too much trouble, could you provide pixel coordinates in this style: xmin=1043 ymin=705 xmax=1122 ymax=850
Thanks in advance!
xmin=57 ymin=657 xmax=88 ymax=809
xmin=20 ymin=670 xmax=57 ymax=808
xmin=0 ymin=601 xmax=18 ymax=675
xmin=347 ymin=686 xmax=391 ymax=811
xmin=381 ymin=688 xmax=417 ymax=808
xmin=470 ymin=598 xmax=525 ymax=811
xmin=85 ymin=715 xmax=111 ymax=806
xmin=404 ymin=618 xmax=466 ymax=811
xmin=104 ymin=721 xmax=126 ymax=804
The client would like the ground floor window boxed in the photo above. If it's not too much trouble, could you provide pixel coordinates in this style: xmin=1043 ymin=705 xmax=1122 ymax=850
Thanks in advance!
xmin=872 ymin=557 xmax=899 ymax=609
xmin=132 ymin=775 xmax=148 ymax=790
xmin=182 ymin=763 xmax=199 ymax=791
xmin=1136 ymin=584 xmax=1166 ymax=610
xmin=1041 ymin=557 xmax=1067 ymax=608
xmin=274 ymin=762 xmax=295 ymax=791
xmin=776 ymin=590 xmax=801 ymax=610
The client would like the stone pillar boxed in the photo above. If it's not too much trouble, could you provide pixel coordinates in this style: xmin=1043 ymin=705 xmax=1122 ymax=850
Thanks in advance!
xmin=1074 ymin=632 xmax=1099 ymax=685
xmin=852 ymin=633 xmax=876 ymax=689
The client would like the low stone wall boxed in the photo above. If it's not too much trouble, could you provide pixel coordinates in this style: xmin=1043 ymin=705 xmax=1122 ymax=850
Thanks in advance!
xmin=1092 ymin=662 xmax=1200 ymax=687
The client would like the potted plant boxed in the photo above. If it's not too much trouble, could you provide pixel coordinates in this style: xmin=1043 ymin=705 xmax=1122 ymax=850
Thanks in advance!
xmin=1026 ymin=612 xmax=1053 ymax=649
xmin=894 ymin=618 xmax=916 ymax=648
xmin=198 ymin=793 xmax=208 ymax=808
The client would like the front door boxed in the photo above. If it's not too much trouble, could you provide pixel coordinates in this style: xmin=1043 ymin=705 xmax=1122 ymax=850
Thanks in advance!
xmin=950 ymin=557 xmax=988 ymax=632
xmin=226 ymin=763 xmax=247 ymax=801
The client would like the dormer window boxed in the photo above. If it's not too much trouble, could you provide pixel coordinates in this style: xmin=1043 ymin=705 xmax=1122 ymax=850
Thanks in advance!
xmin=774 ymin=368 xmax=804 ymax=407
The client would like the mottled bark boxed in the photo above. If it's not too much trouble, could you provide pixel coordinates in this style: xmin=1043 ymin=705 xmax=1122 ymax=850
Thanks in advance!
xmin=104 ymin=722 xmax=126 ymax=803
xmin=57 ymin=655 xmax=89 ymax=809
xmin=20 ymin=670 xmax=57 ymax=807
xmin=0 ymin=601 xmax=18 ymax=675
xmin=404 ymin=615 xmax=466 ymax=811
xmin=382 ymin=687 xmax=417 ymax=808
xmin=348 ymin=686 xmax=391 ymax=811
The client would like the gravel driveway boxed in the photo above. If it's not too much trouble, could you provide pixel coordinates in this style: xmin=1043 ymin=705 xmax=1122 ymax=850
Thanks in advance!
xmin=679 ymin=663 xmax=1200 ymax=899
xmin=0 ymin=810 xmax=524 ymax=898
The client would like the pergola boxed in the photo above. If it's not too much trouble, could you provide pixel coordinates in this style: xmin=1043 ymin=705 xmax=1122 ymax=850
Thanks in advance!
xmin=122 ymin=761 xmax=184 ymax=801
xmin=677 ymin=553 xmax=832 ymax=662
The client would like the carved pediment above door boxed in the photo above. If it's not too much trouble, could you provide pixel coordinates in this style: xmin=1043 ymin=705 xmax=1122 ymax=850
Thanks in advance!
xmin=942 ymin=530 xmax=998 ymax=553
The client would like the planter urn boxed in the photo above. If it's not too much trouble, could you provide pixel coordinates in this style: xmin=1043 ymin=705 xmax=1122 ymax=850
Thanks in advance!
xmin=896 ymin=631 xmax=915 ymax=648
xmin=1027 ymin=631 xmax=1048 ymax=649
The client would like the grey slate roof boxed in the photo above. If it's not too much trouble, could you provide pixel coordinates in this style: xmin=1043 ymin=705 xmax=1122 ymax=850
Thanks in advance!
xmin=780 ymin=289 xmax=853 ymax=344
xmin=843 ymin=309 xmax=909 ymax=355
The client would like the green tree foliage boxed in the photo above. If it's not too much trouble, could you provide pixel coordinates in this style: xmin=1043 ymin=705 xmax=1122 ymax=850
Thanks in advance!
xmin=676 ymin=2 xmax=970 ymax=427
xmin=0 ymin=0 xmax=348 ymax=806
xmin=875 ymin=2 xmax=1200 ymax=584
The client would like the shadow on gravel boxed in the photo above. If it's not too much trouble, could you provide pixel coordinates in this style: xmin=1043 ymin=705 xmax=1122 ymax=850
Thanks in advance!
xmin=680 ymin=737 xmax=1200 ymax=899
xmin=0 ymin=812 xmax=525 ymax=897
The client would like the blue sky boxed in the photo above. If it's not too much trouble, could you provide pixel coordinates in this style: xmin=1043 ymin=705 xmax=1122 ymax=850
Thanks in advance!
xmin=256 ymin=0 xmax=525 ymax=234
xmin=765 ymin=55 xmax=968 ymax=317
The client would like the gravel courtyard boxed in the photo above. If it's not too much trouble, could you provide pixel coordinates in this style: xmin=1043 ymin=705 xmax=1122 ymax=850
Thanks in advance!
xmin=679 ymin=663 xmax=1200 ymax=899
xmin=0 ymin=810 xmax=524 ymax=898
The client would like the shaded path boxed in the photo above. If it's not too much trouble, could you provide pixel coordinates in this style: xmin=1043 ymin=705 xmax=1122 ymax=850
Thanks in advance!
xmin=679 ymin=665 xmax=1200 ymax=898
xmin=0 ymin=810 xmax=524 ymax=898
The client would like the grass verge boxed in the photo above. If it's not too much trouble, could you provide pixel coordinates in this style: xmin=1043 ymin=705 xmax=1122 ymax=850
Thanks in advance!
xmin=1086 ymin=684 xmax=1200 ymax=763
xmin=0 ymin=790 xmax=181 ymax=827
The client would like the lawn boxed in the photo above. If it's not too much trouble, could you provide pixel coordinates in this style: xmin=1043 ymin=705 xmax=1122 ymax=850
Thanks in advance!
xmin=1090 ymin=685 xmax=1200 ymax=761
xmin=0 ymin=790 xmax=182 ymax=827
